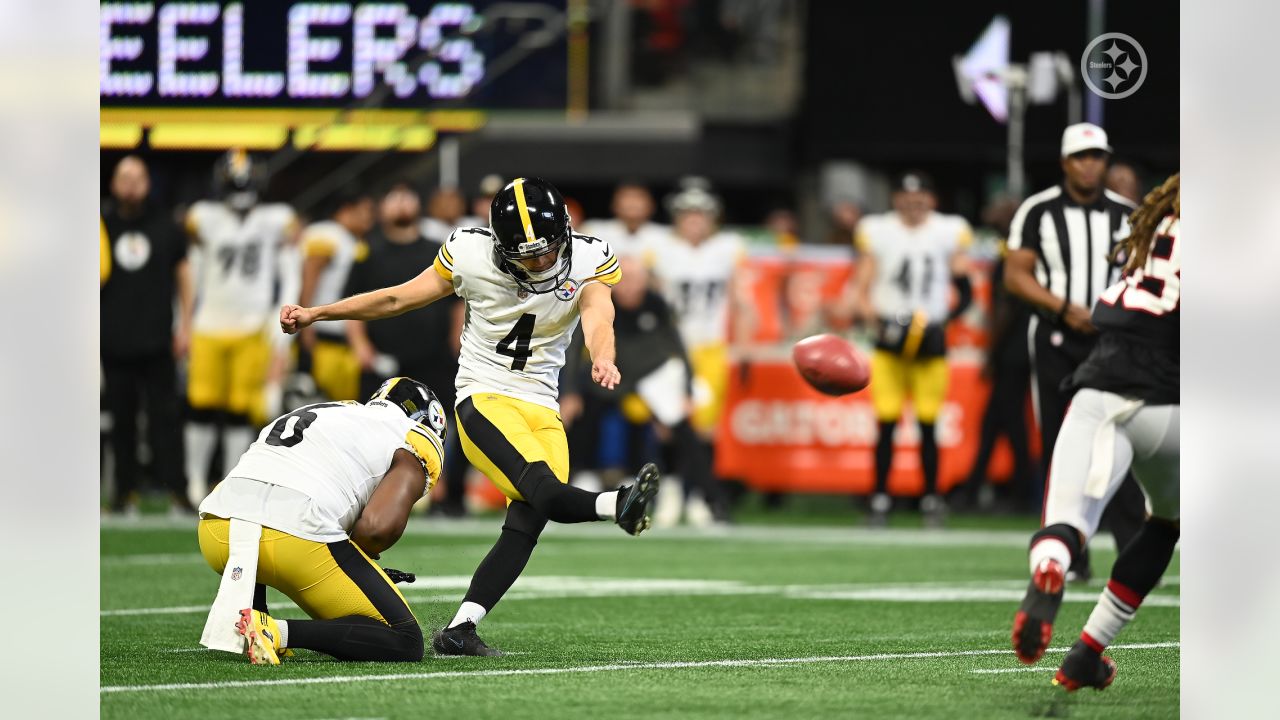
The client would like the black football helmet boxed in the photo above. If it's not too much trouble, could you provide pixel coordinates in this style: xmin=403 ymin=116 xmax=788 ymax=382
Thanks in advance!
xmin=213 ymin=148 xmax=267 ymax=212
xmin=368 ymin=377 xmax=447 ymax=444
xmin=489 ymin=177 xmax=573 ymax=294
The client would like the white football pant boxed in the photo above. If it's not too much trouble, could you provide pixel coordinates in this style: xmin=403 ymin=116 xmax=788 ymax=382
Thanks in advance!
xmin=1042 ymin=388 xmax=1179 ymax=538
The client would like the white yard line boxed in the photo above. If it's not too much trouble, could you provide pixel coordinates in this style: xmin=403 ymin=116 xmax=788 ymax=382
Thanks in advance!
xmin=100 ymin=642 xmax=1179 ymax=694
xmin=102 ymin=516 xmax=1120 ymax=550
xmin=101 ymin=576 xmax=1180 ymax=617
xmin=970 ymin=667 xmax=1056 ymax=674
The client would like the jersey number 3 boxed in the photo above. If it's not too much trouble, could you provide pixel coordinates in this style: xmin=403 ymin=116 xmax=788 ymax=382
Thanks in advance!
xmin=496 ymin=313 xmax=536 ymax=371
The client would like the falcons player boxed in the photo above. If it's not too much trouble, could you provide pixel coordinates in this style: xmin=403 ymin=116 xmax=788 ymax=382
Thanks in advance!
xmin=1011 ymin=174 xmax=1180 ymax=691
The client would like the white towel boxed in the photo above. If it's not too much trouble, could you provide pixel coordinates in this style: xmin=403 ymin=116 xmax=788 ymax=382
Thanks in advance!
xmin=1084 ymin=396 xmax=1144 ymax=499
xmin=200 ymin=518 xmax=263 ymax=653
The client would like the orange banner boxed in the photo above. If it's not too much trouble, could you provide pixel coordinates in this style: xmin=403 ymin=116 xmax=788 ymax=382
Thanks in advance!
xmin=715 ymin=249 xmax=1028 ymax=495
xmin=715 ymin=359 xmax=1013 ymax=494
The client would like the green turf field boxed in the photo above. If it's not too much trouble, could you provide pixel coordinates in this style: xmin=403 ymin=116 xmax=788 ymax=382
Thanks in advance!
xmin=101 ymin=515 xmax=1179 ymax=719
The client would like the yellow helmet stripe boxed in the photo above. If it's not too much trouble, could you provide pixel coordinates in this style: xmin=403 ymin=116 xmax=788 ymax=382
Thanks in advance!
xmin=374 ymin=377 xmax=403 ymax=400
xmin=511 ymin=178 xmax=538 ymax=244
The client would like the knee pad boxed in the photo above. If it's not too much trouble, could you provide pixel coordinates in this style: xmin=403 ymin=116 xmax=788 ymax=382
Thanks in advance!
xmin=1031 ymin=523 xmax=1083 ymax=561
xmin=502 ymin=500 xmax=548 ymax=543
xmin=513 ymin=461 xmax=557 ymax=500
xmin=394 ymin=621 xmax=425 ymax=662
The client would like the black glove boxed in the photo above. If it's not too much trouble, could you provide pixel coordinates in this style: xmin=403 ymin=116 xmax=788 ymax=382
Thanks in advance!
xmin=381 ymin=567 xmax=416 ymax=584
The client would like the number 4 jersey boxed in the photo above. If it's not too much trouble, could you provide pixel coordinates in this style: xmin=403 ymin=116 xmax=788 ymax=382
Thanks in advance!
xmin=199 ymin=401 xmax=444 ymax=542
xmin=1071 ymin=215 xmax=1180 ymax=404
xmin=433 ymin=227 xmax=621 ymax=411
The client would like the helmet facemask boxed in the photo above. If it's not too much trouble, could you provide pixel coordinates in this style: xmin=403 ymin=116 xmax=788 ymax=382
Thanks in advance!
xmin=494 ymin=230 xmax=574 ymax=294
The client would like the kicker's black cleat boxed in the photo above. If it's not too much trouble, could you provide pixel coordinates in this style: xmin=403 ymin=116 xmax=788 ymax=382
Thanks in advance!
xmin=616 ymin=463 xmax=660 ymax=536
xmin=431 ymin=621 xmax=502 ymax=657
xmin=1011 ymin=558 xmax=1065 ymax=664
xmin=1053 ymin=640 xmax=1117 ymax=691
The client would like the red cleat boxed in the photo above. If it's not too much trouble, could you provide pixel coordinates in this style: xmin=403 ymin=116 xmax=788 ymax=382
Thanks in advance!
xmin=1053 ymin=641 xmax=1117 ymax=691
xmin=1011 ymin=559 xmax=1065 ymax=664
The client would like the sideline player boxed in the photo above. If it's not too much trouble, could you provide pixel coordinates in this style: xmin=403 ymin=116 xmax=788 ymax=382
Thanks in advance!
xmin=578 ymin=181 xmax=670 ymax=258
xmin=1011 ymin=174 xmax=1180 ymax=691
xmin=185 ymin=150 xmax=300 ymax=506
xmin=196 ymin=377 xmax=445 ymax=664
xmin=297 ymin=190 xmax=374 ymax=401
xmin=280 ymin=177 xmax=660 ymax=656
xmin=842 ymin=172 xmax=974 ymax=527
xmin=643 ymin=185 xmax=744 ymax=522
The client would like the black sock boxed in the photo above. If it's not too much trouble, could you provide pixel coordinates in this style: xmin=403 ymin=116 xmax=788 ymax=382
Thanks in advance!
xmin=672 ymin=419 xmax=718 ymax=504
xmin=463 ymin=501 xmax=546 ymax=610
xmin=874 ymin=421 xmax=896 ymax=495
xmin=1109 ymin=518 xmax=1180 ymax=598
xmin=252 ymin=583 xmax=268 ymax=613
xmin=919 ymin=421 xmax=939 ymax=496
xmin=513 ymin=461 xmax=600 ymax=523
xmin=287 ymin=616 xmax=423 ymax=662
xmin=1081 ymin=518 xmax=1180 ymax=649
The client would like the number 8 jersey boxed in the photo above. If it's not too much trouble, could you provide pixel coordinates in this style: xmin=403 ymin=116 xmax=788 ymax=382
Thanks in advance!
xmin=433 ymin=227 xmax=621 ymax=411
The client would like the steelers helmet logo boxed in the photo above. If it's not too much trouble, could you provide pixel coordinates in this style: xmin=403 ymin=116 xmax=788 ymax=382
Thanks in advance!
xmin=426 ymin=399 xmax=447 ymax=440
xmin=554 ymin=278 xmax=578 ymax=301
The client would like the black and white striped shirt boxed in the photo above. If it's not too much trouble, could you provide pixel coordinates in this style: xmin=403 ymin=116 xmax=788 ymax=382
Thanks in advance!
xmin=1007 ymin=184 xmax=1136 ymax=312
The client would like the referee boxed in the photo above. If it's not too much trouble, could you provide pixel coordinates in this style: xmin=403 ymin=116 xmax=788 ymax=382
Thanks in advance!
xmin=1004 ymin=123 xmax=1147 ymax=577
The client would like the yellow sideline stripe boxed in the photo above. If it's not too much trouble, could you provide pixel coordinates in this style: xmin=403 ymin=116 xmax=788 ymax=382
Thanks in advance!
xmin=512 ymin=178 xmax=537 ymax=244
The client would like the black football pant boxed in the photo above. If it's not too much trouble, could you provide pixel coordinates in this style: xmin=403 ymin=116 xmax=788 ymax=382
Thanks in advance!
xmin=1032 ymin=323 xmax=1146 ymax=557
xmin=275 ymin=541 xmax=424 ymax=662
xmin=959 ymin=360 xmax=1038 ymax=508
xmin=102 ymin=351 xmax=185 ymax=508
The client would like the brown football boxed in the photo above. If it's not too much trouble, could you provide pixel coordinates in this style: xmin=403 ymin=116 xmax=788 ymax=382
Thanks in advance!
xmin=792 ymin=334 xmax=872 ymax=396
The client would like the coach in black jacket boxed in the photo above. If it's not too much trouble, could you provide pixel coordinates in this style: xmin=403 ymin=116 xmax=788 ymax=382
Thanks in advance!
xmin=101 ymin=156 xmax=194 ymax=514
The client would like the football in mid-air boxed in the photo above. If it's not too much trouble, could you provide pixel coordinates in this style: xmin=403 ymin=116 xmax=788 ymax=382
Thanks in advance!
xmin=792 ymin=334 xmax=871 ymax=396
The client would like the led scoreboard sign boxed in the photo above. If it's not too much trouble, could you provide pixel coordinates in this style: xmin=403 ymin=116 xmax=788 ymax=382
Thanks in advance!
xmin=100 ymin=1 xmax=568 ymax=110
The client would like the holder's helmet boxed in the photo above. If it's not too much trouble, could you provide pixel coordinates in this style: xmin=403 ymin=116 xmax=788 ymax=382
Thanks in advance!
xmin=367 ymin=377 xmax=446 ymax=444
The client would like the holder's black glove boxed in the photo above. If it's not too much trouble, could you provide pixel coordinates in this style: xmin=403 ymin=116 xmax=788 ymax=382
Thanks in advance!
xmin=382 ymin=567 xmax=416 ymax=584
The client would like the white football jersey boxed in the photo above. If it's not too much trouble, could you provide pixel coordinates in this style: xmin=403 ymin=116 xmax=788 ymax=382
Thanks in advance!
xmin=301 ymin=220 xmax=363 ymax=340
xmin=857 ymin=211 xmax=972 ymax=323
xmin=433 ymin=227 xmax=621 ymax=411
xmin=577 ymin=219 xmax=670 ymax=260
xmin=188 ymin=201 xmax=297 ymax=334
xmin=647 ymin=231 xmax=745 ymax=348
xmin=199 ymin=400 xmax=444 ymax=542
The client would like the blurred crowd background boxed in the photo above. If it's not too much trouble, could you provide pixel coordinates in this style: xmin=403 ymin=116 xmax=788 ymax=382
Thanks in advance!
xmin=99 ymin=0 xmax=1178 ymax=524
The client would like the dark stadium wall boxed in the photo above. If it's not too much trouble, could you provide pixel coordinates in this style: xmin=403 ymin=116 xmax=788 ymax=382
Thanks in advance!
xmin=801 ymin=1 xmax=1179 ymax=196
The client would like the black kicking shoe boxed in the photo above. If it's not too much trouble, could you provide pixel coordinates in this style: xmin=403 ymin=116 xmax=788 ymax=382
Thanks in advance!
xmin=1053 ymin=640 xmax=1117 ymax=691
xmin=1011 ymin=558 xmax=1065 ymax=664
xmin=432 ymin=621 xmax=502 ymax=657
xmin=616 ymin=463 xmax=660 ymax=536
